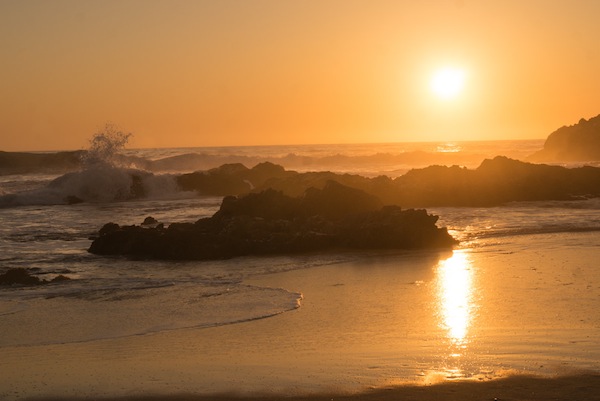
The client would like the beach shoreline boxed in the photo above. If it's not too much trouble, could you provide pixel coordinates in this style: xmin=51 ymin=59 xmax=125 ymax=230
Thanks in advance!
xmin=22 ymin=373 xmax=600 ymax=401
xmin=2 ymin=236 xmax=599 ymax=401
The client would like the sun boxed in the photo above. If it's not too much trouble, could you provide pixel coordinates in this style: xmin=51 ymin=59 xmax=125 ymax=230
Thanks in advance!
xmin=430 ymin=67 xmax=466 ymax=100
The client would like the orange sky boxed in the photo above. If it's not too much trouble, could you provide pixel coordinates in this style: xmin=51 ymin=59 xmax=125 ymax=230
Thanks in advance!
xmin=1 ymin=0 xmax=599 ymax=151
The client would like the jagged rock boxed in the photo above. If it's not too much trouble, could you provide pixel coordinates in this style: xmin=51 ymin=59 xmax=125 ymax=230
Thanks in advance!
xmin=172 ymin=154 xmax=600 ymax=208
xmin=0 ymin=268 xmax=71 ymax=286
xmin=176 ymin=161 xmax=290 ymax=196
xmin=99 ymin=222 xmax=120 ymax=236
xmin=0 ymin=268 xmax=41 ymax=285
xmin=50 ymin=274 xmax=71 ymax=283
xmin=300 ymin=180 xmax=383 ymax=220
xmin=394 ymin=156 xmax=600 ymax=206
xmin=255 ymin=157 xmax=600 ymax=207
xmin=89 ymin=184 xmax=456 ymax=260
xmin=142 ymin=216 xmax=158 ymax=226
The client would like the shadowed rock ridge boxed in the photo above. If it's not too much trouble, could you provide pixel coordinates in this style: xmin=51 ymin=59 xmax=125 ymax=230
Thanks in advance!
xmin=175 ymin=157 xmax=600 ymax=207
xmin=88 ymin=182 xmax=456 ymax=260
xmin=0 ymin=268 xmax=70 ymax=286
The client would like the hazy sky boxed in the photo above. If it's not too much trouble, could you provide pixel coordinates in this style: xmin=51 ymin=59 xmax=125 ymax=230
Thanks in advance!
xmin=2 ymin=0 xmax=600 ymax=151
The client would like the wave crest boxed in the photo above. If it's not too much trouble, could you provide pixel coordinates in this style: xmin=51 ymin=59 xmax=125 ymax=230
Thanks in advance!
xmin=0 ymin=125 xmax=183 ymax=207
xmin=81 ymin=123 xmax=132 ymax=168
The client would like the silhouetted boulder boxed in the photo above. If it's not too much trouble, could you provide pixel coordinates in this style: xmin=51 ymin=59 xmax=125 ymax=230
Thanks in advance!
xmin=89 ymin=184 xmax=456 ymax=260
xmin=176 ymin=162 xmax=291 ymax=195
xmin=529 ymin=114 xmax=600 ymax=162
xmin=99 ymin=222 xmax=120 ymax=236
xmin=50 ymin=274 xmax=71 ymax=283
xmin=0 ymin=268 xmax=41 ymax=285
xmin=142 ymin=216 xmax=158 ymax=226
xmin=339 ymin=206 xmax=452 ymax=249
xmin=301 ymin=180 xmax=383 ymax=220
xmin=0 ymin=268 xmax=71 ymax=286
xmin=214 ymin=189 xmax=300 ymax=221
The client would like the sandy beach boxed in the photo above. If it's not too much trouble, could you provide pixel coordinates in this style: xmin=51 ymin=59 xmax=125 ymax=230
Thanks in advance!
xmin=2 ymin=232 xmax=599 ymax=401
xmin=23 ymin=374 xmax=600 ymax=401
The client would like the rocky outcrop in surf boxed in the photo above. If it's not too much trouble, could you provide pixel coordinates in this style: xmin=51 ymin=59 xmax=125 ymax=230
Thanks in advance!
xmin=176 ymin=162 xmax=289 ymax=195
xmin=391 ymin=156 xmax=600 ymax=206
xmin=88 ymin=182 xmax=457 ymax=260
xmin=0 ymin=268 xmax=70 ymax=286
xmin=7 ymin=155 xmax=599 ymax=209
xmin=175 ymin=157 xmax=600 ymax=207
xmin=528 ymin=114 xmax=600 ymax=162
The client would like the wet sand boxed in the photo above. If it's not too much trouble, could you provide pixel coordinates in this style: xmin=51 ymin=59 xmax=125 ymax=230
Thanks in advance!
xmin=2 ymin=235 xmax=600 ymax=400
xmin=25 ymin=373 xmax=600 ymax=401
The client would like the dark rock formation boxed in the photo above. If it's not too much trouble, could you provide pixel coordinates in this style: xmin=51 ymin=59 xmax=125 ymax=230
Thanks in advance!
xmin=173 ymin=157 xmax=600 ymax=208
xmin=0 ymin=268 xmax=71 ymax=286
xmin=0 ymin=268 xmax=42 ymax=285
xmin=142 ymin=216 xmax=158 ymax=226
xmin=228 ymin=157 xmax=600 ymax=207
xmin=213 ymin=156 xmax=600 ymax=207
xmin=176 ymin=162 xmax=290 ymax=196
xmin=529 ymin=115 xmax=600 ymax=162
xmin=394 ymin=156 xmax=600 ymax=206
xmin=89 ymin=183 xmax=456 ymax=260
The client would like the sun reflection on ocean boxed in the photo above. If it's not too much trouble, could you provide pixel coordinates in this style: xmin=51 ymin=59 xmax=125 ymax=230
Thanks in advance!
xmin=435 ymin=143 xmax=462 ymax=153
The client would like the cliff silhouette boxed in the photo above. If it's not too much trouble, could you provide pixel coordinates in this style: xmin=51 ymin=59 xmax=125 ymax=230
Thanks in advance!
xmin=529 ymin=114 xmax=600 ymax=162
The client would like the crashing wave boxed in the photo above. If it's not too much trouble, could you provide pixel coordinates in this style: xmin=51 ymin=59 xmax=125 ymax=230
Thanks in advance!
xmin=0 ymin=124 xmax=180 ymax=207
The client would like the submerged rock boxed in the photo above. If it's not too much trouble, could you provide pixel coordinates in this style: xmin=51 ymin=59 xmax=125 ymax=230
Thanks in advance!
xmin=142 ymin=216 xmax=159 ymax=226
xmin=89 ymin=183 xmax=456 ymax=260
xmin=0 ymin=268 xmax=41 ymax=285
xmin=0 ymin=268 xmax=71 ymax=286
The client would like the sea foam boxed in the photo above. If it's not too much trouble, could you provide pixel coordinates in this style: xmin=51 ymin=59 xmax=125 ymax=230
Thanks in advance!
xmin=0 ymin=125 xmax=186 ymax=207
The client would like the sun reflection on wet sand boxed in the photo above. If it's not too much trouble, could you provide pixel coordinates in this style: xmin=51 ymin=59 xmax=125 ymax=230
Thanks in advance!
xmin=438 ymin=251 xmax=473 ymax=344
xmin=435 ymin=250 xmax=476 ymax=377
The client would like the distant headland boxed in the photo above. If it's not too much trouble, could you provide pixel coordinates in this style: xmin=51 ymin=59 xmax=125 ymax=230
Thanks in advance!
xmin=528 ymin=114 xmax=600 ymax=162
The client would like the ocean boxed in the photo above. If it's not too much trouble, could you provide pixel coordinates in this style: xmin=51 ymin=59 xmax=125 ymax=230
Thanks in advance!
xmin=1 ymin=139 xmax=599 ymax=398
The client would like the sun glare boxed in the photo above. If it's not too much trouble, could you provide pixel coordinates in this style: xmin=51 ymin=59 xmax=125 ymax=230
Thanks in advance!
xmin=437 ymin=250 xmax=474 ymax=345
xmin=430 ymin=67 xmax=466 ymax=100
